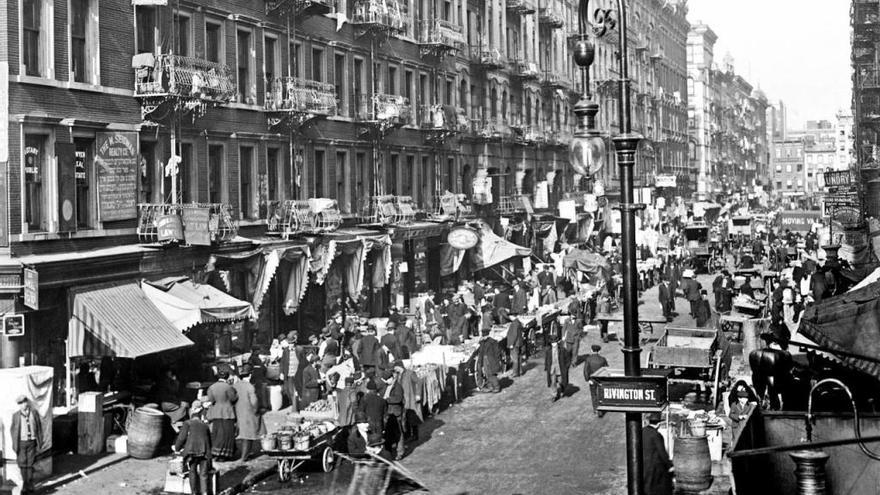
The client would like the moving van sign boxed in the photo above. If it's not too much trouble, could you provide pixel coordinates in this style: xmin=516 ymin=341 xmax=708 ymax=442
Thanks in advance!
xmin=592 ymin=369 xmax=669 ymax=413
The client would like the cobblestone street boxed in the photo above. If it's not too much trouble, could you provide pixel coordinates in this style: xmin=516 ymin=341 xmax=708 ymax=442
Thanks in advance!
xmin=249 ymin=276 xmax=715 ymax=495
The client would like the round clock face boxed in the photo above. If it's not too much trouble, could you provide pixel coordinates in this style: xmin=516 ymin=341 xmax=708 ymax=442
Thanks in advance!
xmin=62 ymin=199 xmax=74 ymax=222
xmin=448 ymin=227 xmax=479 ymax=250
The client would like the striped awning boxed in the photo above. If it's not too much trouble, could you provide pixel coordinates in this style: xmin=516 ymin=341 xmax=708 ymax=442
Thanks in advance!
xmin=68 ymin=281 xmax=194 ymax=358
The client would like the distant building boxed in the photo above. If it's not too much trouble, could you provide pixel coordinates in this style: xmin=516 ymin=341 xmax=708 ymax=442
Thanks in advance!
xmin=687 ymin=26 xmax=768 ymax=200
xmin=771 ymin=139 xmax=806 ymax=206
xmin=834 ymin=110 xmax=855 ymax=172
xmin=767 ymin=101 xmax=787 ymax=141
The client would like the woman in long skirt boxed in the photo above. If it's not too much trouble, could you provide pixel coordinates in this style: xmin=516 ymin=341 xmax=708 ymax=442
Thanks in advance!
xmin=205 ymin=371 xmax=238 ymax=460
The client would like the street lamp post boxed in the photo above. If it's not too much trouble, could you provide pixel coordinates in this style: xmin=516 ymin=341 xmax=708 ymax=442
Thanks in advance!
xmin=570 ymin=1 xmax=645 ymax=494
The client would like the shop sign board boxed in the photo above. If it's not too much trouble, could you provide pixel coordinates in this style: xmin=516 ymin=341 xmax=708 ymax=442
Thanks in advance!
xmin=593 ymin=368 xmax=670 ymax=413
xmin=823 ymin=170 xmax=854 ymax=187
xmin=157 ymin=215 xmax=185 ymax=242
xmin=778 ymin=210 xmax=822 ymax=233
xmin=181 ymin=207 xmax=212 ymax=246
xmin=447 ymin=226 xmax=479 ymax=250
xmin=655 ymin=175 xmax=677 ymax=188
xmin=96 ymin=132 xmax=139 ymax=222
xmin=2 ymin=314 xmax=25 ymax=337
xmin=23 ymin=269 xmax=38 ymax=310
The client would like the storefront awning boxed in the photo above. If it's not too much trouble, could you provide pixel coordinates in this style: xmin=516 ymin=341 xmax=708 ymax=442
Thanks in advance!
xmin=472 ymin=224 xmax=531 ymax=271
xmin=799 ymin=279 xmax=880 ymax=380
xmin=68 ymin=281 xmax=194 ymax=358
xmin=143 ymin=277 xmax=256 ymax=331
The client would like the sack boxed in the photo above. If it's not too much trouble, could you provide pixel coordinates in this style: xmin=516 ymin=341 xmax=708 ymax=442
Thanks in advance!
xmin=266 ymin=362 xmax=281 ymax=380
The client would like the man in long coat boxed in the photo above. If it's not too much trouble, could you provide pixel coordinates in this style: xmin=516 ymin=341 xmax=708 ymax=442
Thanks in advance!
xmin=511 ymin=280 xmax=529 ymax=315
xmin=506 ymin=312 xmax=524 ymax=377
xmin=476 ymin=329 xmax=502 ymax=393
xmin=643 ymin=412 xmax=674 ymax=495
xmin=233 ymin=365 xmax=260 ymax=461
xmin=583 ymin=344 xmax=609 ymax=417
xmin=658 ymin=276 xmax=674 ymax=322
xmin=448 ymin=295 xmax=470 ymax=344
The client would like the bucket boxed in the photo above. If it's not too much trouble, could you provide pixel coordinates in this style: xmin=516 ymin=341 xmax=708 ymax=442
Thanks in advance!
xmin=127 ymin=407 xmax=166 ymax=459
xmin=673 ymin=435 xmax=712 ymax=493
xmin=690 ymin=418 xmax=706 ymax=437
xmin=261 ymin=434 xmax=277 ymax=452
xmin=294 ymin=435 xmax=310 ymax=451
xmin=277 ymin=433 xmax=293 ymax=451
xmin=268 ymin=385 xmax=283 ymax=412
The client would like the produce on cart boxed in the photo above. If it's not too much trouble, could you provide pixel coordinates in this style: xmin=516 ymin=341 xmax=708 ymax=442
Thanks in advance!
xmin=263 ymin=419 xmax=342 ymax=481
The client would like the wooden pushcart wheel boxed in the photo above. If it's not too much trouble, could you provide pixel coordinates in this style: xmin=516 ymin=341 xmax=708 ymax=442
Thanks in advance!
xmin=278 ymin=459 xmax=290 ymax=482
xmin=322 ymin=447 xmax=336 ymax=473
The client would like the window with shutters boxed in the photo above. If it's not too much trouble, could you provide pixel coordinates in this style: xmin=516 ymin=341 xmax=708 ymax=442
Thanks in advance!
xmin=267 ymin=147 xmax=281 ymax=202
xmin=314 ymin=149 xmax=326 ymax=197
xmin=336 ymin=151 xmax=349 ymax=213
xmin=421 ymin=156 xmax=432 ymax=210
xmin=135 ymin=5 xmax=156 ymax=55
xmin=173 ymin=12 xmax=191 ymax=57
xmin=205 ymin=20 xmax=223 ymax=63
xmin=313 ymin=48 xmax=325 ymax=82
xmin=237 ymin=29 xmax=254 ymax=103
xmin=209 ymin=144 xmax=225 ymax=204
xmin=23 ymin=0 xmax=51 ymax=77
xmin=24 ymin=134 xmax=48 ymax=232
xmin=70 ymin=0 xmax=99 ymax=84
xmin=335 ymin=53 xmax=348 ymax=116
xmin=264 ymin=36 xmax=279 ymax=104
xmin=240 ymin=146 xmax=255 ymax=219
xmin=389 ymin=154 xmax=400 ymax=195
xmin=356 ymin=152 xmax=369 ymax=201
xmin=403 ymin=155 xmax=414 ymax=198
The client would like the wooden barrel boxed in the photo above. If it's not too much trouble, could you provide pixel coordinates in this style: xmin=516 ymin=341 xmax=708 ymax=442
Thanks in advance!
xmin=127 ymin=407 xmax=165 ymax=459
xmin=673 ymin=435 xmax=712 ymax=493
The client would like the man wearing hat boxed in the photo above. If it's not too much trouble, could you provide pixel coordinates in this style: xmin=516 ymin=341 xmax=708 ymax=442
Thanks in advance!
xmin=232 ymin=365 xmax=260 ymax=462
xmin=476 ymin=328 xmax=502 ymax=393
xmin=383 ymin=363 xmax=406 ymax=459
xmin=728 ymin=389 xmax=753 ymax=438
xmin=300 ymin=353 xmax=322 ymax=410
xmin=681 ymin=269 xmax=702 ymax=320
xmin=582 ymin=345 xmax=609 ymax=417
xmin=280 ymin=331 xmax=305 ymax=409
xmin=173 ymin=401 xmax=212 ymax=495
xmin=505 ymin=310 xmax=524 ymax=377
xmin=12 ymin=395 xmax=41 ymax=493
xmin=642 ymin=412 xmax=673 ymax=495
xmin=511 ymin=280 xmax=529 ymax=316
xmin=447 ymin=294 xmax=470 ymax=345
xmin=360 ymin=378 xmax=387 ymax=435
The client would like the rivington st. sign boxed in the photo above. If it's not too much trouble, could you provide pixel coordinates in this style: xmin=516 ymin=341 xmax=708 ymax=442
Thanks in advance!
xmin=592 ymin=369 xmax=670 ymax=413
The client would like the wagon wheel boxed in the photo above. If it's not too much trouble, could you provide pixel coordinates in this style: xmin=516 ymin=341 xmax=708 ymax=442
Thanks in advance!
xmin=322 ymin=446 xmax=336 ymax=473
xmin=277 ymin=459 xmax=291 ymax=482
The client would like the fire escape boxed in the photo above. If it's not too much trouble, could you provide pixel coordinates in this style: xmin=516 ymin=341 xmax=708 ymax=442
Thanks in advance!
xmin=132 ymin=6 xmax=238 ymax=245
xmin=854 ymin=0 xmax=880 ymax=172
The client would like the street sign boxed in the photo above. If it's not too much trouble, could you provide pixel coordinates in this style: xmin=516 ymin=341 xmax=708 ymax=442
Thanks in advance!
xmin=592 ymin=368 xmax=670 ymax=413
xmin=181 ymin=207 xmax=212 ymax=246
xmin=824 ymin=170 xmax=854 ymax=187
xmin=23 ymin=268 xmax=38 ymax=310
xmin=655 ymin=175 xmax=677 ymax=188
xmin=2 ymin=314 xmax=25 ymax=337
xmin=823 ymin=194 xmax=859 ymax=208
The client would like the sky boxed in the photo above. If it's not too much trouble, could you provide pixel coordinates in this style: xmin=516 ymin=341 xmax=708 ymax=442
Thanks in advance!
xmin=685 ymin=0 xmax=852 ymax=129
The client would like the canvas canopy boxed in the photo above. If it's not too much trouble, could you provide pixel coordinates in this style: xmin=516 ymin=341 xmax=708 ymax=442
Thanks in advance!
xmin=799 ymin=278 xmax=880 ymax=380
xmin=562 ymin=249 xmax=611 ymax=282
xmin=143 ymin=277 xmax=255 ymax=331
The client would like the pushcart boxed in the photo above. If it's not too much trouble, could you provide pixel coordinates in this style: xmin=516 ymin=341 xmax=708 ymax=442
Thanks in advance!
xmin=265 ymin=428 xmax=343 ymax=482
xmin=646 ymin=326 xmax=730 ymax=408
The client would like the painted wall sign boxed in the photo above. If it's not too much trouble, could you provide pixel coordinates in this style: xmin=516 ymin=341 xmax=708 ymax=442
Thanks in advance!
xmin=447 ymin=226 xmax=479 ymax=250
xmin=96 ymin=132 xmax=139 ymax=222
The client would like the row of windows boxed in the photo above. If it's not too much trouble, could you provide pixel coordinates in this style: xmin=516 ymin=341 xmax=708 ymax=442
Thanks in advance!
xmin=22 ymin=0 xmax=98 ymax=83
xmin=22 ymin=130 xmax=523 ymax=234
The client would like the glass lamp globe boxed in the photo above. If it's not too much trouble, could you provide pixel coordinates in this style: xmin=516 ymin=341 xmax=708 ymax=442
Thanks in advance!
xmin=569 ymin=132 xmax=606 ymax=177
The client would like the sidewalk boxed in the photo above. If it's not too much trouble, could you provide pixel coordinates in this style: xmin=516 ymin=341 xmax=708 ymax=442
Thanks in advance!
xmin=37 ymin=452 xmax=277 ymax=495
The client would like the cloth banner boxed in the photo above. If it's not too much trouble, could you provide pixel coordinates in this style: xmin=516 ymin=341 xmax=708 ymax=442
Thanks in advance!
xmin=311 ymin=240 xmax=339 ymax=285
xmin=440 ymin=245 xmax=465 ymax=277
xmin=283 ymin=255 xmax=311 ymax=315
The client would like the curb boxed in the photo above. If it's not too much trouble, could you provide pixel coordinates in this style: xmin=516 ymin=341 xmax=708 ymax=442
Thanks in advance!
xmin=216 ymin=462 xmax=277 ymax=495
xmin=35 ymin=454 xmax=131 ymax=493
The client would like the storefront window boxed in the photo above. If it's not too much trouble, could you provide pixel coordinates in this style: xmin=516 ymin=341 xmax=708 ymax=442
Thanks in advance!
xmin=24 ymin=134 xmax=45 ymax=231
